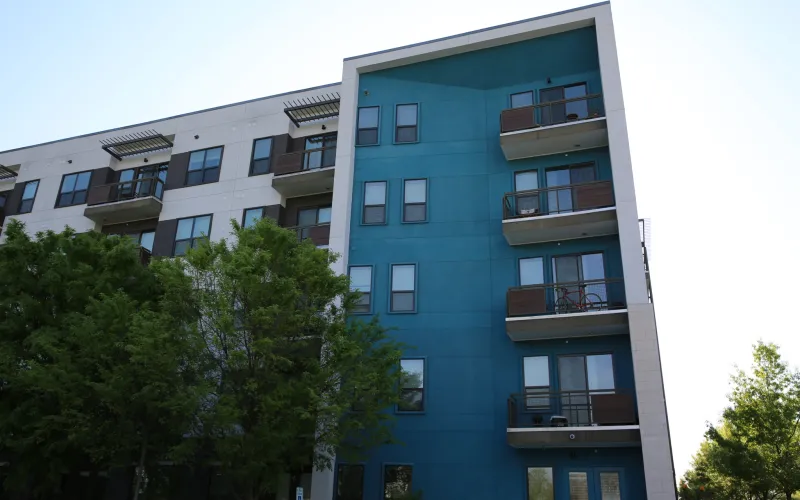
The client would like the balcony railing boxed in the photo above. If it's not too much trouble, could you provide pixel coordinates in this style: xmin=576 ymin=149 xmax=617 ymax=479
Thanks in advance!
xmin=500 ymin=94 xmax=605 ymax=134
xmin=507 ymin=390 xmax=637 ymax=429
xmin=507 ymin=278 xmax=626 ymax=318
xmin=87 ymin=177 xmax=165 ymax=206
xmin=503 ymin=181 xmax=614 ymax=220
xmin=273 ymin=146 xmax=336 ymax=176
xmin=285 ymin=223 xmax=330 ymax=247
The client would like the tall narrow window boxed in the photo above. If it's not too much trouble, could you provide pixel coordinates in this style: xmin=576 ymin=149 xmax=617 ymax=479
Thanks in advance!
xmin=250 ymin=137 xmax=273 ymax=176
xmin=514 ymin=170 xmax=540 ymax=216
xmin=18 ymin=180 xmax=39 ymax=214
xmin=599 ymin=472 xmax=622 ymax=500
xmin=558 ymin=354 xmax=615 ymax=426
xmin=119 ymin=168 xmax=136 ymax=198
xmin=303 ymin=134 xmax=337 ymax=169
xmin=173 ymin=215 xmax=212 ymax=256
xmin=363 ymin=181 xmax=386 ymax=224
xmin=336 ymin=464 xmax=364 ymax=500
xmin=519 ymin=257 xmax=544 ymax=286
xmin=356 ymin=106 xmax=380 ymax=146
xmin=390 ymin=264 xmax=416 ymax=312
xmin=403 ymin=179 xmax=427 ymax=222
xmin=523 ymin=356 xmax=550 ymax=410
xmin=243 ymin=207 xmax=266 ymax=228
xmin=398 ymin=359 xmax=424 ymax=412
xmin=511 ymin=91 xmax=534 ymax=109
xmin=395 ymin=104 xmax=418 ymax=143
xmin=186 ymin=147 xmax=222 ymax=186
xmin=139 ymin=231 xmax=155 ymax=252
xmin=568 ymin=472 xmax=589 ymax=500
xmin=56 ymin=171 xmax=92 ymax=207
xmin=527 ymin=467 xmax=554 ymax=500
xmin=349 ymin=266 xmax=372 ymax=314
xmin=383 ymin=465 xmax=413 ymax=499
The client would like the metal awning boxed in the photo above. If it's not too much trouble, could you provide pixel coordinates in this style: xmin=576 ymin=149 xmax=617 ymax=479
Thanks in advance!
xmin=0 ymin=165 xmax=18 ymax=181
xmin=283 ymin=93 xmax=340 ymax=127
xmin=100 ymin=130 xmax=173 ymax=160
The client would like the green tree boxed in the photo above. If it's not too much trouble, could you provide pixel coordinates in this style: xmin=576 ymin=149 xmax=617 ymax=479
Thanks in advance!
xmin=159 ymin=217 xmax=405 ymax=500
xmin=0 ymin=221 xmax=204 ymax=499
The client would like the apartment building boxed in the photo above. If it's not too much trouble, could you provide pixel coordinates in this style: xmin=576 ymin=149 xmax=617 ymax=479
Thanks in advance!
xmin=0 ymin=3 xmax=675 ymax=499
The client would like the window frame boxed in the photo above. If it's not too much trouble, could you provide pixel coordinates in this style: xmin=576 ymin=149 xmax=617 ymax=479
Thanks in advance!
xmin=185 ymin=146 xmax=224 ymax=187
xmin=389 ymin=263 xmax=417 ymax=314
xmin=397 ymin=357 xmax=426 ymax=414
xmin=556 ymin=352 xmax=617 ymax=393
xmin=510 ymin=90 xmax=534 ymax=109
xmin=356 ymin=106 xmax=380 ymax=146
xmin=55 ymin=170 xmax=93 ymax=208
xmin=362 ymin=181 xmax=387 ymax=225
xmin=17 ymin=179 xmax=39 ymax=214
xmin=242 ymin=206 xmax=267 ymax=228
xmin=525 ymin=466 xmax=555 ymax=500
xmin=401 ymin=178 xmax=428 ymax=223
xmin=522 ymin=355 xmax=551 ymax=411
xmin=348 ymin=265 xmax=374 ymax=315
xmin=249 ymin=137 xmax=274 ymax=176
xmin=335 ymin=463 xmax=365 ymax=500
xmin=518 ymin=256 xmax=545 ymax=286
xmin=394 ymin=103 xmax=419 ymax=144
xmin=172 ymin=214 xmax=213 ymax=256
xmin=382 ymin=464 xmax=414 ymax=500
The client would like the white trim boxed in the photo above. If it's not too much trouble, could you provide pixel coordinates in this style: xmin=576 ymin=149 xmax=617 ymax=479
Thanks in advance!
xmin=507 ymin=424 xmax=640 ymax=433
xmin=500 ymin=116 xmax=607 ymax=138
xmin=501 ymin=205 xmax=616 ymax=225
xmin=506 ymin=308 xmax=627 ymax=323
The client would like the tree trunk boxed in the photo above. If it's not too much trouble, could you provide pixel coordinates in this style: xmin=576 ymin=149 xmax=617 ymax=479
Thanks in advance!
xmin=131 ymin=437 xmax=148 ymax=500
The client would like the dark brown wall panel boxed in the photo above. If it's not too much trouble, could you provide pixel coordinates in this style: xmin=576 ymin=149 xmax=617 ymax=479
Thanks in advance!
xmin=3 ymin=183 xmax=25 ymax=216
xmin=151 ymin=218 xmax=178 ymax=257
xmin=165 ymin=152 xmax=190 ymax=191
xmin=264 ymin=204 xmax=283 ymax=222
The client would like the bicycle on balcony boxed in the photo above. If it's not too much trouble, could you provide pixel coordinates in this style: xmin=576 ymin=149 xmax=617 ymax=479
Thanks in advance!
xmin=555 ymin=284 xmax=605 ymax=313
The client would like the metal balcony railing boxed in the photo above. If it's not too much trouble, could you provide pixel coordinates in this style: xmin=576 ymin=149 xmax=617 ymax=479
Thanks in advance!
xmin=87 ymin=177 xmax=165 ymax=206
xmin=273 ymin=146 xmax=336 ymax=176
xmin=507 ymin=389 xmax=637 ymax=429
xmin=284 ymin=223 xmax=330 ymax=246
xmin=507 ymin=278 xmax=626 ymax=318
xmin=500 ymin=94 xmax=605 ymax=133
xmin=503 ymin=181 xmax=614 ymax=219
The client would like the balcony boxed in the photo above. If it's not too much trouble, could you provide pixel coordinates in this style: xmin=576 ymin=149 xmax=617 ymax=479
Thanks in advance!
xmin=271 ymin=147 xmax=336 ymax=197
xmin=507 ymin=391 xmax=640 ymax=448
xmin=502 ymin=181 xmax=617 ymax=245
xmin=499 ymin=94 xmax=608 ymax=160
xmin=84 ymin=178 xmax=164 ymax=225
xmin=506 ymin=279 xmax=627 ymax=341
xmin=285 ymin=223 xmax=330 ymax=247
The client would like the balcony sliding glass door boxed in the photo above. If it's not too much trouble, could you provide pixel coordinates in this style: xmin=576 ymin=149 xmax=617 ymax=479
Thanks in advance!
xmin=557 ymin=354 xmax=615 ymax=426
xmin=540 ymin=83 xmax=588 ymax=126
xmin=552 ymin=252 xmax=607 ymax=311
xmin=545 ymin=164 xmax=596 ymax=214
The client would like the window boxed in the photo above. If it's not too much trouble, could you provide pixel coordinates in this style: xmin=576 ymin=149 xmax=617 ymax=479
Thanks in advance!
xmin=303 ymin=134 xmax=337 ymax=169
xmin=116 ymin=231 xmax=155 ymax=252
xmin=511 ymin=91 xmax=534 ymax=109
xmin=56 ymin=171 xmax=92 ymax=207
xmin=599 ymin=472 xmax=622 ymax=500
xmin=297 ymin=206 xmax=331 ymax=240
xmin=390 ymin=264 xmax=416 ymax=312
xmin=119 ymin=164 xmax=168 ymax=199
xmin=243 ymin=207 xmax=266 ymax=228
xmin=336 ymin=465 xmax=364 ymax=500
xmin=17 ymin=180 xmax=39 ymax=214
xmin=558 ymin=354 xmax=615 ymax=426
xmin=349 ymin=266 xmax=372 ymax=314
xmin=514 ymin=170 xmax=540 ymax=216
xmin=383 ymin=465 xmax=412 ymax=499
xmin=527 ymin=467 xmax=554 ymax=500
xmin=568 ymin=472 xmax=589 ymax=500
xmin=552 ymin=252 xmax=607 ymax=311
xmin=519 ymin=257 xmax=544 ymax=286
xmin=523 ymin=356 xmax=550 ymax=410
xmin=250 ymin=137 xmax=273 ymax=176
xmin=546 ymin=164 xmax=596 ymax=214
xmin=540 ymin=83 xmax=588 ymax=125
xmin=186 ymin=147 xmax=222 ymax=186
xmin=356 ymin=106 xmax=379 ymax=146
xmin=403 ymin=179 xmax=427 ymax=222
xmin=173 ymin=215 xmax=212 ymax=256
xmin=363 ymin=181 xmax=386 ymax=224
xmin=395 ymin=104 xmax=418 ymax=143
xmin=398 ymin=359 xmax=424 ymax=412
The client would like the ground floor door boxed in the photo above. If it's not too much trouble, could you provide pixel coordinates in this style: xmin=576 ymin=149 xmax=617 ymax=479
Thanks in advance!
xmin=561 ymin=468 xmax=624 ymax=500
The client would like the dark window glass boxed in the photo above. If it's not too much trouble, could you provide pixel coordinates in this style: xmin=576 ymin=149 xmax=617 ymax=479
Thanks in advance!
xmin=18 ymin=180 xmax=39 ymax=214
xmin=540 ymin=83 xmax=588 ymax=125
xmin=349 ymin=266 xmax=372 ymax=313
xmin=173 ymin=215 xmax=212 ymax=256
xmin=356 ymin=107 xmax=380 ymax=146
xmin=399 ymin=359 xmax=424 ymax=411
xmin=296 ymin=206 xmax=331 ymax=240
xmin=383 ymin=465 xmax=413 ymax=499
xmin=57 ymin=171 xmax=92 ymax=207
xmin=395 ymin=104 xmax=418 ymax=143
xmin=511 ymin=91 xmax=534 ymax=108
xmin=119 ymin=169 xmax=135 ymax=198
xmin=391 ymin=264 xmax=416 ymax=312
xmin=243 ymin=207 xmax=266 ymax=228
xmin=186 ymin=147 xmax=223 ymax=186
xmin=251 ymin=138 xmax=273 ymax=176
xmin=336 ymin=465 xmax=364 ymax=500
xmin=139 ymin=231 xmax=155 ymax=252
xmin=363 ymin=181 xmax=386 ymax=224
xmin=403 ymin=179 xmax=427 ymax=222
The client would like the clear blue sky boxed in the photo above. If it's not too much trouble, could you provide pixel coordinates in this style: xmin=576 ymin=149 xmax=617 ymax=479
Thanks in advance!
xmin=2 ymin=0 xmax=799 ymax=479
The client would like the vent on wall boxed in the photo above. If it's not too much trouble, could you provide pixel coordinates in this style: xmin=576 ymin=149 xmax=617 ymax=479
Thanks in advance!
xmin=283 ymin=93 xmax=340 ymax=127
xmin=100 ymin=130 xmax=174 ymax=161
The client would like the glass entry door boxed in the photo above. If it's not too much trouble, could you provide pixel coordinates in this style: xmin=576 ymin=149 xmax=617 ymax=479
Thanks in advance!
xmin=540 ymin=83 xmax=588 ymax=125
xmin=565 ymin=470 xmax=623 ymax=500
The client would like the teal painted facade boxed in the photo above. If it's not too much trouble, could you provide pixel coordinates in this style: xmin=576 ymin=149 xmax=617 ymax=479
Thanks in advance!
xmin=344 ymin=27 xmax=645 ymax=500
